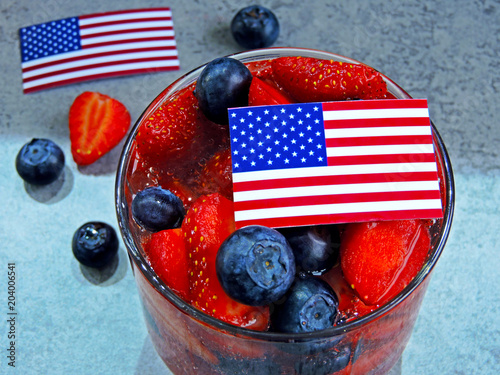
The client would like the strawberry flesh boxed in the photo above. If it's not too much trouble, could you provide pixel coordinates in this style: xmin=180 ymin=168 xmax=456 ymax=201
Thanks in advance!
xmin=145 ymin=228 xmax=190 ymax=301
xmin=248 ymin=76 xmax=292 ymax=106
xmin=69 ymin=91 xmax=130 ymax=165
xmin=340 ymin=220 xmax=430 ymax=306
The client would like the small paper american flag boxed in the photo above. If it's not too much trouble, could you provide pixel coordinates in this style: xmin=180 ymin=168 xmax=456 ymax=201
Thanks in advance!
xmin=19 ymin=8 xmax=180 ymax=93
xmin=228 ymin=99 xmax=443 ymax=229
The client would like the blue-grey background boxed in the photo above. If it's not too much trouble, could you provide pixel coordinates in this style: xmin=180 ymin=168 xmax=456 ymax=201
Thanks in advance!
xmin=0 ymin=1 xmax=498 ymax=374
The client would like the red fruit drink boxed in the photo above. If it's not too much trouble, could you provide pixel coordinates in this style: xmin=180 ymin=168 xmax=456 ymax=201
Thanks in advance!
xmin=116 ymin=48 xmax=454 ymax=374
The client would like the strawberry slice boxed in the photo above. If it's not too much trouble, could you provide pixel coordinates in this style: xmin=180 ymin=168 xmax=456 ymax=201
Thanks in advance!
xmin=271 ymin=56 xmax=388 ymax=102
xmin=340 ymin=220 xmax=430 ymax=306
xmin=69 ymin=91 xmax=130 ymax=165
xmin=145 ymin=228 xmax=190 ymax=301
xmin=135 ymin=84 xmax=199 ymax=162
xmin=199 ymin=148 xmax=233 ymax=200
xmin=144 ymin=228 xmax=189 ymax=300
xmin=248 ymin=77 xmax=292 ymax=106
xmin=183 ymin=193 xmax=270 ymax=330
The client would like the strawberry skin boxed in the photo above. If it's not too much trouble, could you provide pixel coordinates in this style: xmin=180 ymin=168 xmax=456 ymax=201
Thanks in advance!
xmin=69 ymin=91 xmax=130 ymax=165
xmin=145 ymin=228 xmax=190 ymax=301
xmin=135 ymin=84 xmax=199 ymax=162
xmin=248 ymin=76 xmax=292 ymax=106
xmin=340 ymin=220 xmax=430 ymax=306
xmin=271 ymin=56 xmax=388 ymax=102
xmin=199 ymin=148 xmax=233 ymax=200
xmin=183 ymin=193 xmax=270 ymax=330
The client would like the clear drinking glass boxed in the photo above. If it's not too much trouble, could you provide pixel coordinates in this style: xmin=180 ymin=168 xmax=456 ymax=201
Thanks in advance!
xmin=115 ymin=47 xmax=454 ymax=375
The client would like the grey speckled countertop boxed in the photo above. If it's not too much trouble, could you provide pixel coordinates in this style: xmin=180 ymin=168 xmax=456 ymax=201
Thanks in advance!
xmin=0 ymin=1 xmax=498 ymax=374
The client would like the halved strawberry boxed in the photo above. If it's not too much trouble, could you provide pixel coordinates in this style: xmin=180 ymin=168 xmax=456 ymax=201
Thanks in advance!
xmin=340 ymin=220 xmax=430 ymax=306
xmin=145 ymin=228 xmax=190 ymax=301
xmin=183 ymin=193 xmax=270 ymax=330
xmin=271 ymin=56 xmax=388 ymax=102
xmin=248 ymin=76 xmax=292 ymax=106
xmin=135 ymin=84 xmax=199 ymax=162
xmin=69 ymin=91 xmax=130 ymax=165
xmin=199 ymin=148 xmax=233 ymax=200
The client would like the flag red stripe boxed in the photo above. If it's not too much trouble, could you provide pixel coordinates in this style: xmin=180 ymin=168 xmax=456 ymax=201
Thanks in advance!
xmin=22 ymin=56 xmax=179 ymax=83
xmin=233 ymin=171 xmax=439 ymax=192
xmin=22 ymin=66 xmax=179 ymax=93
xmin=78 ymin=8 xmax=171 ymax=20
xmin=327 ymin=153 xmax=437 ymax=166
xmin=322 ymin=99 xmax=428 ymax=111
xmin=22 ymin=46 xmax=178 ymax=73
xmin=81 ymin=26 xmax=173 ymax=39
xmin=79 ymin=17 xmax=172 ymax=29
xmin=323 ymin=116 xmax=431 ymax=129
xmin=325 ymin=135 xmax=433 ymax=147
xmin=81 ymin=36 xmax=175 ymax=49
xmin=235 ymin=209 xmax=443 ymax=229
xmin=234 ymin=190 xmax=441 ymax=212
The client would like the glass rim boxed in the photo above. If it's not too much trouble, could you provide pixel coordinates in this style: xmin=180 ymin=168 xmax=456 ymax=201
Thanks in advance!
xmin=115 ymin=47 xmax=455 ymax=342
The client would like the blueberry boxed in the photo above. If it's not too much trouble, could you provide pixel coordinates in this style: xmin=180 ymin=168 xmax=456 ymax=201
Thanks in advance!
xmin=216 ymin=225 xmax=296 ymax=306
xmin=271 ymin=276 xmax=339 ymax=333
xmin=279 ymin=225 xmax=340 ymax=275
xmin=293 ymin=344 xmax=351 ymax=375
xmin=15 ymin=138 xmax=65 ymax=185
xmin=231 ymin=5 xmax=280 ymax=49
xmin=194 ymin=57 xmax=253 ymax=124
xmin=72 ymin=222 xmax=119 ymax=268
xmin=131 ymin=186 xmax=185 ymax=232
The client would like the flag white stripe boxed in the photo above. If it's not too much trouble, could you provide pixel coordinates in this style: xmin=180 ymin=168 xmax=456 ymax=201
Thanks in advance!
xmin=324 ymin=126 xmax=432 ymax=138
xmin=326 ymin=144 xmax=435 ymax=157
xmin=79 ymin=21 xmax=174 ymax=35
xmin=233 ymin=180 xmax=440 ymax=202
xmin=22 ymin=50 xmax=179 ymax=78
xmin=234 ymin=199 xmax=443 ymax=222
xmin=22 ymin=60 xmax=179 ymax=89
xmin=323 ymin=108 xmax=430 ymax=121
xmin=232 ymin=162 xmax=438 ymax=183
xmin=81 ymin=30 xmax=175 ymax=45
xmin=79 ymin=11 xmax=172 ymax=26
xmin=21 ymin=40 xmax=177 ymax=69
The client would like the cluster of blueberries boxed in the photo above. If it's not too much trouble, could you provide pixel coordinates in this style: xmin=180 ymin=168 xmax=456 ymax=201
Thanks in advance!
xmin=132 ymin=186 xmax=342 ymax=334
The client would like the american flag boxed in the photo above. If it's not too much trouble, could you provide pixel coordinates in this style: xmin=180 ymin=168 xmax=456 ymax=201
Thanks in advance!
xmin=19 ymin=8 xmax=180 ymax=93
xmin=228 ymin=99 xmax=443 ymax=229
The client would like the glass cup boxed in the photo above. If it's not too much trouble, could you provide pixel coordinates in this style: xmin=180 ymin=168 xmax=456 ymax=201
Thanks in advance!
xmin=116 ymin=47 xmax=454 ymax=375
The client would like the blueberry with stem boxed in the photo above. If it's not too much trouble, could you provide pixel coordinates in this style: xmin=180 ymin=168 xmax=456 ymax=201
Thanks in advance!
xmin=216 ymin=225 xmax=296 ymax=306
xmin=271 ymin=275 xmax=339 ymax=333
